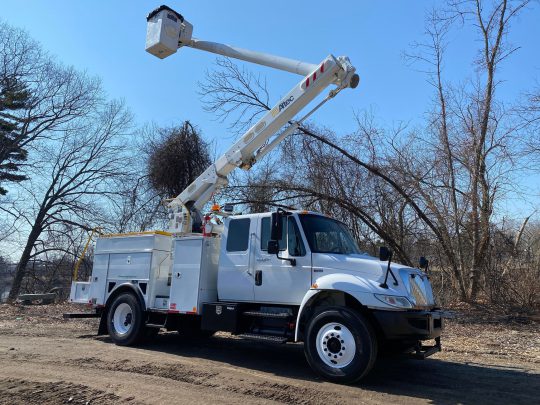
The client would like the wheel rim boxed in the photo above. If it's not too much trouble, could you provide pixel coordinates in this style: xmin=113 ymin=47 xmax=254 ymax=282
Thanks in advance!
xmin=315 ymin=322 xmax=357 ymax=368
xmin=113 ymin=303 xmax=133 ymax=335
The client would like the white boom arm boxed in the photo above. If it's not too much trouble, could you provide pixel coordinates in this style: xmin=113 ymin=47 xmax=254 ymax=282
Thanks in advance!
xmin=146 ymin=6 xmax=359 ymax=234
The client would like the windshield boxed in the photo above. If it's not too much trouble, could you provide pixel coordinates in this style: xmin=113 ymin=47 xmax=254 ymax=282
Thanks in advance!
xmin=299 ymin=214 xmax=361 ymax=255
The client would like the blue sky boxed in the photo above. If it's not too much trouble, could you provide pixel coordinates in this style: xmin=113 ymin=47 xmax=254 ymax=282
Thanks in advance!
xmin=2 ymin=0 xmax=539 ymax=217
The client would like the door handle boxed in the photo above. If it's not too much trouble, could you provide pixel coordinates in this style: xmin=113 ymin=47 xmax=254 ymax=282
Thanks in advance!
xmin=255 ymin=270 xmax=262 ymax=286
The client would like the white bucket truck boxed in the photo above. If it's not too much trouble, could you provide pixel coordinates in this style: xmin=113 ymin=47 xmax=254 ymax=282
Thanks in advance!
xmin=67 ymin=5 xmax=444 ymax=383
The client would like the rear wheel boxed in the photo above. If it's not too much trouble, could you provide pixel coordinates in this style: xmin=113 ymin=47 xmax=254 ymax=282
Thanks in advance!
xmin=107 ymin=293 xmax=144 ymax=346
xmin=304 ymin=307 xmax=377 ymax=384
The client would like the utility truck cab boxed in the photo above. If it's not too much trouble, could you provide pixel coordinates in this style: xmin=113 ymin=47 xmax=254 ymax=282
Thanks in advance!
xmin=220 ymin=210 xmax=434 ymax=309
xmin=217 ymin=211 xmax=442 ymax=361
xmin=66 ymin=5 xmax=444 ymax=384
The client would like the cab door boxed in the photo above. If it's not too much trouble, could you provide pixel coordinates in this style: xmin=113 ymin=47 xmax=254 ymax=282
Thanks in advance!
xmin=217 ymin=217 xmax=257 ymax=301
xmin=253 ymin=215 xmax=312 ymax=304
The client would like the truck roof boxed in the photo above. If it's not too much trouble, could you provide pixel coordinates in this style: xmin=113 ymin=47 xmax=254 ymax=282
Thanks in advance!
xmin=227 ymin=210 xmax=328 ymax=220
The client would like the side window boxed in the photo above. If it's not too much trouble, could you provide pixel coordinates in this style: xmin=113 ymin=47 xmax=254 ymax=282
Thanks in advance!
xmin=260 ymin=216 xmax=286 ymax=251
xmin=226 ymin=218 xmax=250 ymax=252
xmin=288 ymin=217 xmax=306 ymax=257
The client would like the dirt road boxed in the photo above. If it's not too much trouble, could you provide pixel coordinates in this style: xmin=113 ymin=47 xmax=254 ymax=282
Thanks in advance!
xmin=0 ymin=304 xmax=538 ymax=404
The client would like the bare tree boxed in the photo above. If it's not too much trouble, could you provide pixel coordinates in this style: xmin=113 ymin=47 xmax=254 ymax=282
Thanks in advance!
xmin=395 ymin=0 xmax=532 ymax=300
xmin=199 ymin=58 xmax=270 ymax=134
xmin=0 ymin=22 xmax=101 ymax=194
xmin=110 ymin=174 xmax=166 ymax=233
xmin=4 ymin=100 xmax=131 ymax=301
xmin=17 ymin=222 xmax=95 ymax=299
xmin=516 ymin=85 xmax=540 ymax=159
xmin=200 ymin=0 xmax=535 ymax=305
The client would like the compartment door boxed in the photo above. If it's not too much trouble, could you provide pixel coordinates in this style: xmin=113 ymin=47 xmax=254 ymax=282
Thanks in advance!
xmin=170 ymin=238 xmax=203 ymax=312
xmin=89 ymin=254 xmax=109 ymax=305
xmin=69 ymin=282 xmax=91 ymax=303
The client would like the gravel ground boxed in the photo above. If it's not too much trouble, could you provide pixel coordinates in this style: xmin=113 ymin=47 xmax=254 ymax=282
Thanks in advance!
xmin=0 ymin=303 xmax=538 ymax=404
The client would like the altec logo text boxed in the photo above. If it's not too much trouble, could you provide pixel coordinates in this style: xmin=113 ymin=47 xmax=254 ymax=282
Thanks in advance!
xmin=271 ymin=95 xmax=295 ymax=117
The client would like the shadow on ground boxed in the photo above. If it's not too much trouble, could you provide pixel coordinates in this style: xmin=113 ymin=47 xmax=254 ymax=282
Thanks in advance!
xmin=93 ymin=332 xmax=538 ymax=405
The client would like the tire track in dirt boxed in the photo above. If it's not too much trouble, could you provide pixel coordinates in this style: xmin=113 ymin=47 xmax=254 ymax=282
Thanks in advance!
xmin=66 ymin=356 xmax=338 ymax=405
xmin=0 ymin=378 xmax=127 ymax=405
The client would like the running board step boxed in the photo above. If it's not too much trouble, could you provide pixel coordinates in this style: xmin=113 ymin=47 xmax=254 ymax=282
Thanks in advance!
xmin=242 ymin=310 xmax=291 ymax=318
xmin=146 ymin=323 xmax=165 ymax=329
xmin=238 ymin=333 xmax=288 ymax=343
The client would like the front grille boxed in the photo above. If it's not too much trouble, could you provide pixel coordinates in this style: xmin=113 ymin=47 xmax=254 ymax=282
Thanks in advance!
xmin=410 ymin=275 xmax=429 ymax=306
xmin=399 ymin=269 xmax=436 ymax=307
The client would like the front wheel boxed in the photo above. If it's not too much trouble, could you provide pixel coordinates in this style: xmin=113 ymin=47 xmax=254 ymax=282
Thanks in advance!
xmin=107 ymin=293 xmax=144 ymax=346
xmin=304 ymin=307 xmax=377 ymax=384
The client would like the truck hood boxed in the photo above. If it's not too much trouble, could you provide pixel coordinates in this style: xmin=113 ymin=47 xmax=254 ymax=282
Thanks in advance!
xmin=311 ymin=253 xmax=436 ymax=307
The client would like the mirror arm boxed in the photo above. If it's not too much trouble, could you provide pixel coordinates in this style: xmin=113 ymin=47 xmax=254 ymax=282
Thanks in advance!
xmin=380 ymin=251 xmax=398 ymax=289
xmin=267 ymin=240 xmax=296 ymax=266
xmin=276 ymin=253 xmax=296 ymax=266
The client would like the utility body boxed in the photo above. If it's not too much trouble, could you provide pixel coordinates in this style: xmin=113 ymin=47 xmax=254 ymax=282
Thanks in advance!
xmin=67 ymin=5 xmax=444 ymax=383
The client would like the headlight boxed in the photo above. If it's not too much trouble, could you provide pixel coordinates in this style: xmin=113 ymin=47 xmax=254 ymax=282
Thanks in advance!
xmin=374 ymin=294 xmax=413 ymax=309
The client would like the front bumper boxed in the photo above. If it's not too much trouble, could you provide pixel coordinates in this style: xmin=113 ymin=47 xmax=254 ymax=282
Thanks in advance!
xmin=372 ymin=308 xmax=444 ymax=340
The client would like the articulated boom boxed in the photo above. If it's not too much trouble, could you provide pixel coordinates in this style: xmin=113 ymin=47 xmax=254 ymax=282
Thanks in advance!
xmin=145 ymin=6 xmax=359 ymax=234
xmin=168 ymin=56 xmax=358 ymax=233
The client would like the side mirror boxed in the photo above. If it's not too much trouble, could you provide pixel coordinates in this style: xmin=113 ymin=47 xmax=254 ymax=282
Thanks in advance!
xmin=379 ymin=246 xmax=391 ymax=262
xmin=270 ymin=211 xmax=283 ymax=241
xmin=419 ymin=256 xmax=429 ymax=269
xmin=267 ymin=240 xmax=279 ymax=255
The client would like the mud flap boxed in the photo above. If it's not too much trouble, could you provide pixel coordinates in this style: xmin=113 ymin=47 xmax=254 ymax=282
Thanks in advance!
xmin=97 ymin=312 xmax=108 ymax=335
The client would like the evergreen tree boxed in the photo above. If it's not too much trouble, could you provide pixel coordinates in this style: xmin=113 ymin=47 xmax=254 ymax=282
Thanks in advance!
xmin=0 ymin=76 xmax=29 ymax=195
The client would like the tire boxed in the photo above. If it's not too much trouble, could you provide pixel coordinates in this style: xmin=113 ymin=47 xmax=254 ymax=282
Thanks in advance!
xmin=304 ymin=307 xmax=378 ymax=384
xmin=107 ymin=292 xmax=145 ymax=346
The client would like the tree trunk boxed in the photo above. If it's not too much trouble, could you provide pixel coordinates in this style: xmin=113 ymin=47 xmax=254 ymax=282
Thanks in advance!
xmin=7 ymin=222 xmax=42 ymax=302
